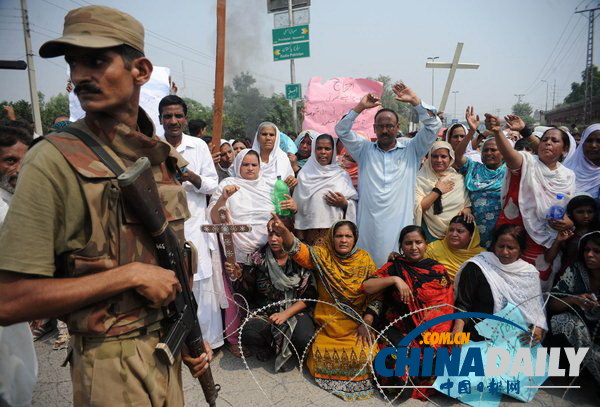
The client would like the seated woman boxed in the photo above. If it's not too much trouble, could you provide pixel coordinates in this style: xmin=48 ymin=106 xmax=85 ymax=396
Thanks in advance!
xmin=548 ymin=231 xmax=600 ymax=385
xmin=215 ymin=140 xmax=233 ymax=181
xmin=271 ymin=216 xmax=382 ymax=400
xmin=208 ymin=149 xmax=296 ymax=355
xmin=425 ymin=215 xmax=485 ymax=281
xmin=232 ymin=138 xmax=250 ymax=157
xmin=294 ymin=134 xmax=358 ymax=246
xmin=415 ymin=140 xmax=472 ymax=241
xmin=453 ymin=224 xmax=547 ymax=343
xmin=454 ymin=107 xmax=506 ymax=248
xmin=227 ymin=218 xmax=317 ymax=372
xmin=565 ymin=124 xmax=600 ymax=201
xmin=363 ymin=226 xmax=454 ymax=400
xmin=251 ymin=121 xmax=296 ymax=188
xmin=490 ymin=113 xmax=576 ymax=291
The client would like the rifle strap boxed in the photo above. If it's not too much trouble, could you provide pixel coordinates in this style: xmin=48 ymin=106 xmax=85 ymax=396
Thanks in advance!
xmin=61 ymin=126 xmax=125 ymax=176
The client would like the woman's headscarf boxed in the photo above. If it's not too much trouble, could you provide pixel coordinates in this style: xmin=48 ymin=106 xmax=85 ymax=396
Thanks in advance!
xmin=415 ymin=141 xmax=471 ymax=239
xmin=463 ymin=137 xmax=507 ymax=193
xmin=445 ymin=123 xmax=481 ymax=163
xmin=308 ymin=220 xmax=377 ymax=313
xmin=294 ymin=130 xmax=319 ymax=168
xmin=251 ymin=122 xmax=294 ymax=186
xmin=425 ymin=222 xmax=485 ymax=281
xmin=293 ymin=135 xmax=358 ymax=230
xmin=455 ymin=251 xmax=547 ymax=330
xmin=565 ymin=124 xmax=600 ymax=198
xmin=208 ymin=149 xmax=274 ymax=263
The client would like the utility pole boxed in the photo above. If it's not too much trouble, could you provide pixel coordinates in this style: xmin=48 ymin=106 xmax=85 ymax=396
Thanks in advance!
xmin=575 ymin=5 xmax=600 ymax=123
xmin=20 ymin=0 xmax=42 ymax=135
xmin=514 ymin=94 xmax=525 ymax=104
xmin=427 ymin=56 xmax=439 ymax=106
xmin=552 ymin=79 xmax=556 ymax=109
xmin=211 ymin=0 xmax=226 ymax=150
xmin=288 ymin=0 xmax=298 ymax=132
xmin=541 ymin=80 xmax=549 ymax=111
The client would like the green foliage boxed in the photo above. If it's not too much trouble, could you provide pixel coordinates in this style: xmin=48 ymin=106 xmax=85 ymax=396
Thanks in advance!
xmin=511 ymin=102 xmax=534 ymax=126
xmin=564 ymin=65 xmax=600 ymax=104
xmin=41 ymin=93 xmax=69 ymax=130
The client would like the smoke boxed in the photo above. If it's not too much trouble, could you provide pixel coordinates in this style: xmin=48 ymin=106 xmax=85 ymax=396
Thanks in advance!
xmin=224 ymin=0 xmax=272 ymax=94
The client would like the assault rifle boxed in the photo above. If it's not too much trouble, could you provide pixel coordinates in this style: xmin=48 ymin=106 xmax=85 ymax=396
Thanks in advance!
xmin=117 ymin=157 xmax=220 ymax=406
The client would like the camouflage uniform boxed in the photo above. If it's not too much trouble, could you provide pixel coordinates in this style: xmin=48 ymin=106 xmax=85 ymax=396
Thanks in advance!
xmin=47 ymin=112 xmax=191 ymax=406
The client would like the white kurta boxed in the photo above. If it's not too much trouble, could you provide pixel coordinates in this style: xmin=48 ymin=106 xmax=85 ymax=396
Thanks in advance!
xmin=175 ymin=134 xmax=224 ymax=348
xmin=335 ymin=103 xmax=441 ymax=267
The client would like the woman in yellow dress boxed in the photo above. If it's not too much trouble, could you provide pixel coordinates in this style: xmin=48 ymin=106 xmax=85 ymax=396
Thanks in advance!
xmin=270 ymin=215 xmax=382 ymax=400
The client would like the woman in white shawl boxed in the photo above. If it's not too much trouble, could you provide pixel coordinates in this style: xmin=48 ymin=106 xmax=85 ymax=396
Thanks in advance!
xmin=251 ymin=121 xmax=296 ymax=188
xmin=453 ymin=224 xmax=547 ymax=344
xmin=293 ymin=134 xmax=358 ymax=246
xmin=208 ymin=149 xmax=296 ymax=356
xmin=415 ymin=140 xmax=473 ymax=241
xmin=490 ymin=113 xmax=576 ymax=291
xmin=565 ymin=124 xmax=600 ymax=200
xmin=445 ymin=122 xmax=482 ymax=163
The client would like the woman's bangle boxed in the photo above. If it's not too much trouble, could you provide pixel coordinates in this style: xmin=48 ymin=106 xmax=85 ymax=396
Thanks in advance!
xmin=432 ymin=187 xmax=442 ymax=196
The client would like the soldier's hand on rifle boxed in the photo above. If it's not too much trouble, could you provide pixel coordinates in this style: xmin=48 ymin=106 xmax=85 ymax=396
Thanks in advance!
xmin=131 ymin=262 xmax=181 ymax=308
xmin=182 ymin=341 xmax=213 ymax=378
xmin=284 ymin=175 xmax=297 ymax=189
xmin=222 ymin=185 xmax=240 ymax=199
xmin=224 ymin=261 xmax=242 ymax=280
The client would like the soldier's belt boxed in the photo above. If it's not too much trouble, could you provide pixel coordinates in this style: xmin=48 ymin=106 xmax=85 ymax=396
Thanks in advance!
xmin=76 ymin=321 xmax=164 ymax=344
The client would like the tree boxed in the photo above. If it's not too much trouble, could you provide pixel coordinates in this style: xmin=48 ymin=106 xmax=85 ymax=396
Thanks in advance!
xmin=563 ymin=65 xmax=600 ymax=104
xmin=41 ymin=93 xmax=69 ymax=130
xmin=511 ymin=102 xmax=534 ymax=127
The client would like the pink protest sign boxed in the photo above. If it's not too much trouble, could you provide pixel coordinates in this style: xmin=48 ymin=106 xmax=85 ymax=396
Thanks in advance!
xmin=301 ymin=77 xmax=383 ymax=139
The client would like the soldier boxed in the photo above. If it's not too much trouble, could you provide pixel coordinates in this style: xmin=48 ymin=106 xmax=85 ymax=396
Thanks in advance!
xmin=0 ymin=5 xmax=211 ymax=405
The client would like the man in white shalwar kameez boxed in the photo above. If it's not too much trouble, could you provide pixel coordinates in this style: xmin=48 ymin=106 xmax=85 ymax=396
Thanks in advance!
xmin=335 ymin=82 xmax=441 ymax=267
xmin=159 ymin=95 xmax=224 ymax=349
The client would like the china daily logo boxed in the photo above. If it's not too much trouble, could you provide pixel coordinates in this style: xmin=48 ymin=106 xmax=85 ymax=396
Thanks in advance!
xmin=374 ymin=312 xmax=589 ymax=396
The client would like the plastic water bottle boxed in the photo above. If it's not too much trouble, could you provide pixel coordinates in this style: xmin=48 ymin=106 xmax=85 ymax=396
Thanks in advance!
xmin=273 ymin=176 xmax=292 ymax=217
xmin=546 ymin=193 xmax=566 ymax=220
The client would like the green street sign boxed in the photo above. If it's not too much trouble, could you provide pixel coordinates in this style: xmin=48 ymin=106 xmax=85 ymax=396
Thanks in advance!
xmin=285 ymin=83 xmax=301 ymax=100
xmin=273 ymin=41 xmax=310 ymax=61
xmin=272 ymin=25 xmax=309 ymax=45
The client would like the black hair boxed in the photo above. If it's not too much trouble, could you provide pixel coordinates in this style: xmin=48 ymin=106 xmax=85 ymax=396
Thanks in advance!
xmin=514 ymin=138 xmax=534 ymax=151
xmin=449 ymin=215 xmax=475 ymax=236
xmin=332 ymin=220 xmax=358 ymax=241
xmin=490 ymin=224 xmax=527 ymax=254
xmin=232 ymin=138 xmax=251 ymax=148
xmin=447 ymin=123 xmax=465 ymax=139
xmin=374 ymin=108 xmax=399 ymax=124
xmin=158 ymin=95 xmax=188 ymax=116
xmin=188 ymin=119 xmax=207 ymax=137
xmin=244 ymin=149 xmax=260 ymax=160
xmin=315 ymin=133 xmax=334 ymax=147
xmin=567 ymin=195 xmax=598 ymax=219
xmin=0 ymin=125 xmax=32 ymax=147
xmin=578 ymin=231 xmax=600 ymax=263
xmin=399 ymin=225 xmax=426 ymax=245
xmin=541 ymin=128 xmax=570 ymax=161
xmin=113 ymin=44 xmax=144 ymax=69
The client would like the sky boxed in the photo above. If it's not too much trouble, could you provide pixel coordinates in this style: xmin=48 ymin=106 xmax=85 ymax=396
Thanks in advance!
xmin=0 ymin=0 xmax=597 ymax=120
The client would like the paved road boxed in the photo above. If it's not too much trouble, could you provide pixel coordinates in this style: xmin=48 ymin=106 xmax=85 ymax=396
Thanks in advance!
xmin=32 ymin=333 xmax=596 ymax=406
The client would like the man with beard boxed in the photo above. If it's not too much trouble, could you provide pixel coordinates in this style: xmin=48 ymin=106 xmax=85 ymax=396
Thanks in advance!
xmin=0 ymin=6 xmax=210 ymax=405
xmin=0 ymin=126 xmax=30 ymax=223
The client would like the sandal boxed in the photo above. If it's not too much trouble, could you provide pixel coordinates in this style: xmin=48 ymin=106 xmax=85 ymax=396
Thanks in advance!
xmin=30 ymin=319 xmax=54 ymax=341
xmin=53 ymin=322 xmax=70 ymax=350
xmin=227 ymin=342 xmax=251 ymax=358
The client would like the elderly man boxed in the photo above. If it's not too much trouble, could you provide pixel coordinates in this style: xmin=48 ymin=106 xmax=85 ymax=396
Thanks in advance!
xmin=335 ymin=82 xmax=441 ymax=267
xmin=0 ymin=6 xmax=210 ymax=405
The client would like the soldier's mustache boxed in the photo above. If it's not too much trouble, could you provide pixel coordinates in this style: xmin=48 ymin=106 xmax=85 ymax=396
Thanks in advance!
xmin=74 ymin=83 xmax=102 ymax=95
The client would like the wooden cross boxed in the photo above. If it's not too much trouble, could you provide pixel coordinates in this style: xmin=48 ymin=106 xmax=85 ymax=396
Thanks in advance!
xmin=201 ymin=207 xmax=252 ymax=279
xmin=425 ymin=42 xmax=480 ymax=113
